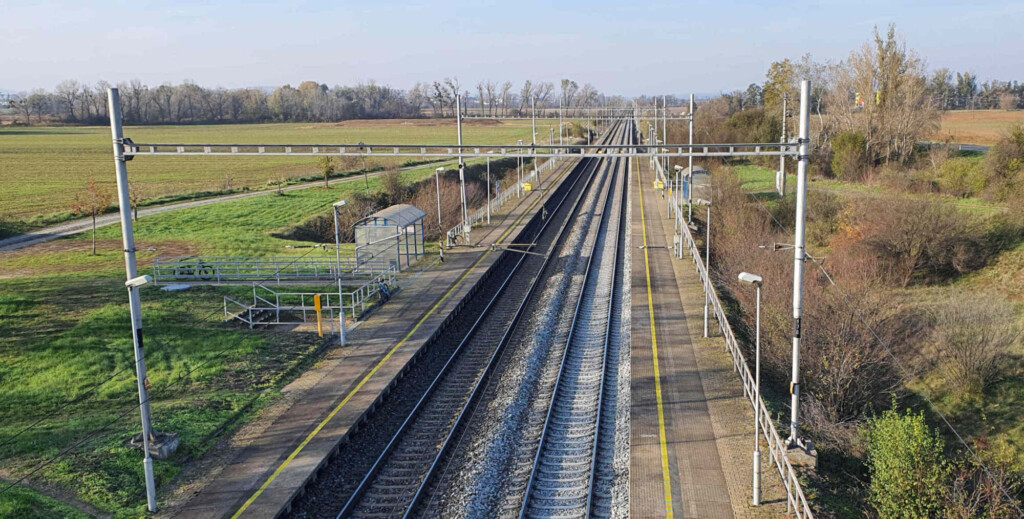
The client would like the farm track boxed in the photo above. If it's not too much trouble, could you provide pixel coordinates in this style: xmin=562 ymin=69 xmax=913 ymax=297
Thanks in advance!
xmin=286 ymin=122 xmax=627 ymax=519
xmin=0 ymin=160 xmax=447 ymax=253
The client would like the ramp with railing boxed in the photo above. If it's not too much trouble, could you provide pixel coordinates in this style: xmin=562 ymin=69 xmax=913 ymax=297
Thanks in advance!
xmin=222 ymin=266 xmax=398 ymax=331
xmin=153 ymin=256 xmax=391 ymax=284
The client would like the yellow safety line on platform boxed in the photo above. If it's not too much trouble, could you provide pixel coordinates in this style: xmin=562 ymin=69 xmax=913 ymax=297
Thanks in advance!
xmin=636 ymin=156 xmax=675 ymax=518
xmin=232 ymin=159 xmax=574 ymax=518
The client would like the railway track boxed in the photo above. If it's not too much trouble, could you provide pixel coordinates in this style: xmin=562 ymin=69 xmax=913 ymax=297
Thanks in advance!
xmin=301 ymin=122 xmax=630 ymax=519
xmin=518 ymin=137 xmax=628 ymax=519
xmin=406 ymin=122 xmax=633 ymax=519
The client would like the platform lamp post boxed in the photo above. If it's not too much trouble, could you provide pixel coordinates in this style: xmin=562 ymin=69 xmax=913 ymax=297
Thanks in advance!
xmin=332 ymin=200 xmax=349 ymax=347
xmin=517 ymin=139 xmax=524 ymax=198
xmin=532 ymin=95 xmax=537 ymax=146
xmin=456 ymin=95 xmax=469 ymax=243
xmin=486 ymin=152 xmax=494 ymax=224
xmin=358 ymin=142 xmax=369 ymax=193
xmin=107 ymin=87 xmax=158 ymax=513
xmin=687 ymin=93 xmax=695 ymax=223
xmin=738 ymin=271 xmax=763 ymax=506
xmin=694 ymin=193 xmax=712 ymax=338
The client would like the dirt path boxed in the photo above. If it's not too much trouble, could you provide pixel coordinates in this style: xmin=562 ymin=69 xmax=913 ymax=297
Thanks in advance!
xmin=0 ymin=161 xmax=453 ymax=253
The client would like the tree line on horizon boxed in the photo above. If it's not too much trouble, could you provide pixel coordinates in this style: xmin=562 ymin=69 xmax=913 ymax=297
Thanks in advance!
xmin=2 ymin=77 xmax=613 ymax=126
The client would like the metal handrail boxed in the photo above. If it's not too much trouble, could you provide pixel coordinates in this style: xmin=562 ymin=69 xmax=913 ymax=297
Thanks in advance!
xmin=153 ymin=255 xmax=390 ymax=283
xmin=673 ymin=179 xmax=814 ymax=517
xmin=444 ymin=156 xmax=559 ymax=247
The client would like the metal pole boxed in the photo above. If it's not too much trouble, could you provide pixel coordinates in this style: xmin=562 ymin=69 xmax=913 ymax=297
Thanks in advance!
xmin=532 ymin=95 xmax=537 ymax=146
xmin=332 ymin=206 xmax=347 ymax=346
xmin=703 ymin=203 xmax=710 ymax=338
xmin=662 ymin=95 xmax=667 ymax=176
xmin=688 ymin=93 xmax=694 ymax=222
xmin=780 ymin=93 xmax=788 ymax=197
xmin=559 ymin=98 xmax=563 ymax=150
xmin=753 ymin=283 xmax=762 ymax=506
xmin=486 ymin=156 xmax=491 ymax=224
xmin=789 ymin=80 xmax=811 ymax=445
xmin=456 ymin=95 xmax=468 ymax=241
xmin=435 ymin=169 xmax=442 ymax=232
xmin=108 ymin=87 xmax=157 ymax=513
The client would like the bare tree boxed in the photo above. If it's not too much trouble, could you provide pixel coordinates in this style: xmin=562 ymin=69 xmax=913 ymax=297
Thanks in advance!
xmin=827 ymin=25 xmax=939 ymax=163
xmin=518 ymin=80 xmax=533 ymax=115
xmin=71 ymin=174 xmax=114 ymax=255
xmin=560 ymin=79 xmax=579 ymax=115
xmin=475 ymin=81 xmax=486 ymax=116
xmin=500 ymin=81 xmax=513 ymax=117
xmin=485 ymin=81 xmax=497 ymax=116
xmin=932 ymin=296 xmax=1019 ymax=395
xmin=54 ymin=80 xmax=82 ymax=121
xmin=535 ymin=82 xmax=554 ymax=112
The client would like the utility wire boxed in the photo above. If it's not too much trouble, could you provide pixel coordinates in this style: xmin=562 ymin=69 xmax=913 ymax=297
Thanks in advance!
xmin=743 ymin=184 xmax=1023 ymax=512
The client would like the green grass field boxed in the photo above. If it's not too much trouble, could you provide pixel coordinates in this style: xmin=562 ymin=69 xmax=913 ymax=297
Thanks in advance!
xmin=0 ymin=119 xmax=547 ymax=223
xmin=0 ymin=119 xmax=544 ymax=516
xmin=0 ymin=174 xmax=436 ymax=515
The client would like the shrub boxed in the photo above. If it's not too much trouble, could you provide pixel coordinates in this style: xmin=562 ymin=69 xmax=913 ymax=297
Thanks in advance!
xmin=807 ymin=190 xmax=844 ymax=246
xmin=931 ymin=296 xmax=1019 ymax=397
xmin=937 ymin=157 xmax=987 ymax=198
xmin=863 ymin=405 xmax=949 ymax=518
xmin=832 ymin=131 xmax=869 ymax=181
xmin=380 ymin=167 xmax=409 ymax=205
xmin=984 ymin=124 xmax=1024 ymax=200
xmin=800 ymin=288 xmax=903 ymax=425
xmin=947 ymin=442 xmax=1024 ymax=518
xmin=845 ymin=197 xmax=987 ymax=287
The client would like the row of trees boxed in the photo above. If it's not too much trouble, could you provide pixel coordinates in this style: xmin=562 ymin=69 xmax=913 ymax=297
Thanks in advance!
xmin=7 ymin=77 xmax=606 ymax=125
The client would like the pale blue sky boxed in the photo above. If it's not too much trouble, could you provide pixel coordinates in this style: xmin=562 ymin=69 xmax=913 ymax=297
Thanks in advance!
xmin=2 ymin=0 xmax=1022 ymax=95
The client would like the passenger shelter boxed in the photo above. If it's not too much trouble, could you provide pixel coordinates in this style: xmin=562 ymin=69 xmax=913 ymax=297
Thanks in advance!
xmin=354 ymin=204 xmax=426 ymax=271
xmin=681 ymin=166 xmax=711 ymax=202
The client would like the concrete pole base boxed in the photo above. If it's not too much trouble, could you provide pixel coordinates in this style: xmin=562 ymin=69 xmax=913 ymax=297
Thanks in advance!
xmin=785 ymin=439 xmax=818 ymax=470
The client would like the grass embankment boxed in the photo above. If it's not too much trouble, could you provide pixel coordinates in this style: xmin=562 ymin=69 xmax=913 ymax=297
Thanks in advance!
xmin=0 ymin=160 xmax=455 ymax=516
xmin=729 ymin=160 xmax=1024 ymax=513
xmin=0 ymin=119 xmax=544 ymax=227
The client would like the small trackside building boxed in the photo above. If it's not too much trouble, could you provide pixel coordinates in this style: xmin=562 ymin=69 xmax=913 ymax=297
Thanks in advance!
xmin=354 ymin=204 xmax=427 ymax=271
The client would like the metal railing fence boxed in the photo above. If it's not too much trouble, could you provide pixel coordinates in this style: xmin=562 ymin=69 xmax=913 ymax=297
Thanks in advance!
xmin=657 ymin=159 xmax=814 ymax=518
xmin=153 ymin=255 xmax=391 ymax=284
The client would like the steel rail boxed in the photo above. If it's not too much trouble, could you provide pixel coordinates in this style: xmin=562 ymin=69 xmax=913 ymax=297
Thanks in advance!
xmin=398 ymin=121 xmax=628 ymax=519
xmin=517 ymin=130 xmax=629 ymax=519
xmin=334 ymin=124 xmax=619 ymax=519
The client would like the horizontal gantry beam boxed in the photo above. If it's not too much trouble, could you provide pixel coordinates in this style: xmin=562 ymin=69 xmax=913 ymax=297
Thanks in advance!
xmin=123 ymin=141 xmax=798 ymax=159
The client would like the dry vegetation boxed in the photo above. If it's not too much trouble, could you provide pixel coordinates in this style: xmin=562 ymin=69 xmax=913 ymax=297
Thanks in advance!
xmin=932 ymin=110 xmax=1024 ymax=146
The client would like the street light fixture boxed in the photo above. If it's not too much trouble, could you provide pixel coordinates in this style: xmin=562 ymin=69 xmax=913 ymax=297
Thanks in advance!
xmin=738 ymin=271 xmax=763 ymax=506
xmin=332 ymin=199 xmax=349 ymax=346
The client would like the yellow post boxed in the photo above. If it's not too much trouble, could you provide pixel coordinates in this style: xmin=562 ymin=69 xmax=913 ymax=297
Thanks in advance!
xmin=314 ymin=294 xmax=323 ymax=337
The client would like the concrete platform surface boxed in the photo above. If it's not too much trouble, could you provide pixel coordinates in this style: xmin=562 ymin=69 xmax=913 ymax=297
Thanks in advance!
xmin=629 ymin=155 xmax=788 ymax=519
xmin=167 ymin=158 xmax=579 ymax=519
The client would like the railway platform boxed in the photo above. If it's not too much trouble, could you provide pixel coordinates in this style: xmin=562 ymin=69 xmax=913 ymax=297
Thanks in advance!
xmin=165 ymin=158 xmax=580 ymax=519
xmin=629 ymin=156 xmax=789 ymax=518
